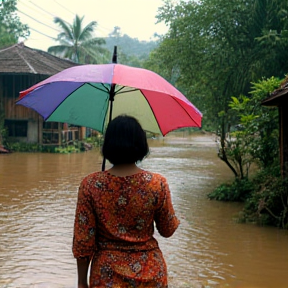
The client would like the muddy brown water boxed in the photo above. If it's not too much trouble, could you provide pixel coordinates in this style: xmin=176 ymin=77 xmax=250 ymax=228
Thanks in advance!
xmin=1 ymin=133 xmax=288 ymax=288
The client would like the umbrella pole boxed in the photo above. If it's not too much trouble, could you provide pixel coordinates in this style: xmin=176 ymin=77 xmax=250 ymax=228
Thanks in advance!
xmin=101 ymin=85 xmax=115 ymax=171
xmin=101 ymin=46 xmax=117 ymax=171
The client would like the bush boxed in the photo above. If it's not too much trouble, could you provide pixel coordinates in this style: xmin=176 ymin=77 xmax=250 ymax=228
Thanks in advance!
xmin=8 ymin=142 xmax=42 ymax=152
xmin=208 ymin=178 xmax=255 ymax=202
xmin=240 ymin=167 xmax=288 ymax=228
xmin=85 ymin=135 xmax=103 ymax=147
xmin=7 ymin=138 xmax=102 ymax=153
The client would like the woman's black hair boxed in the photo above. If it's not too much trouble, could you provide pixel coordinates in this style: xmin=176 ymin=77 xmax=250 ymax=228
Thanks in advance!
xmin=102 ymin=115 xmax=149 ymax=165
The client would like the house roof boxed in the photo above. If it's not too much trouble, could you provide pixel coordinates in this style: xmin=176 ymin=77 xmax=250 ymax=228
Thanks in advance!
xmin=262 ymin=76 xmax=288 ymax=106
xmin=0 ymin=42 xmax=78 ymax=75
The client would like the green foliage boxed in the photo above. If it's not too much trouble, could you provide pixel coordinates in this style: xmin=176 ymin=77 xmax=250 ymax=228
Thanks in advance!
xmin=6 ymin=138 xmax=103 ymax=153
xmin=209 ymin=163 xmax=288 ymax=229
xmin=208 ymin=178 xmax=255 ymax=202
xmin=214 ymin=76 xmax=281 ymax=180
xmin=152 ymin=0 xmax=288 ymax=130
xmin=206 ymin=75 xmax=288 ymax=229
xmin=104 ymin=33 xmax=158 ymax=67
xmin=231 ymin=77 xmax=280 ymax=170
xmin=48 ymin=15 xmax=109 ymax=64
xmin=54 ymin=145 xmax=80 ymax=153
xmin=240 ymin=167 xmax=288 ymax=228
xmin=0 ymin=0 xmax=29 ymax=48
xmin=8 ymin=142 xmax=42 ymax=152
xmin=85 ymin=135 xmax=103 ymax=147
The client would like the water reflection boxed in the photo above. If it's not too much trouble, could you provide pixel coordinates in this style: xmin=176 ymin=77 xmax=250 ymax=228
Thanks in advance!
xmin=1 ymin=134 xmax=288 ymax=288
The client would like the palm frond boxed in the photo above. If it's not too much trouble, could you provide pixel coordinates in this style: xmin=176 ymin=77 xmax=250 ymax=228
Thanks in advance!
xmin=79 ymin=45 xmax=110 ymax=64
xmin=54 ymin=17 xmax=74 ymax=41
xmin=48 ymin=45 xmax=69 ymax=54
xmin=79 ymin=21 xmax=97 ymax=41
xmin=73 ymin=15 xmax=84 ymax=40
xmin=49 ymin=14 xmax=106 ymax=63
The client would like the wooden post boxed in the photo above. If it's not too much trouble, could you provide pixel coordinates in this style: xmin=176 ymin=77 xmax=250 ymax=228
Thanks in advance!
xmin=280 ymin=103 xmax=288 ymax=178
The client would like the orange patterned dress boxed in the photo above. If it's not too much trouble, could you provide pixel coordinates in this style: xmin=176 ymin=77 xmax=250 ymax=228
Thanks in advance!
xmin=73 ymin=170 xmax=180 ymax=288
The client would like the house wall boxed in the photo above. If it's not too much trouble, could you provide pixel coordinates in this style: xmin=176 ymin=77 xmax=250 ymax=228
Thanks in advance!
xmin=27 ymin=118 xmax=39 ymax=143
xmin=0 ymin=74 xmax=45 ymax=144
xmin=280 ymin=100 xmax=288 ymax=178
xmin=1 ymin=74 xmax=45 ymax=119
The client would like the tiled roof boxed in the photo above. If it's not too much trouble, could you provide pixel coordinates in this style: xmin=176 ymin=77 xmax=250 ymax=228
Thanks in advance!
xmin=0 ymin=42 xmax=78 ymax=75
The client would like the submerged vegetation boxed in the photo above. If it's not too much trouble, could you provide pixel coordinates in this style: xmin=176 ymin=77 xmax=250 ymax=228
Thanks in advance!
xmin=208 ymin=77 xmax=288 ymax=229
xmin=146 ymin=0 xmax=288 ymax=230
xmin=240 ymin=166 xmax=288 ymax=228
xmin=6 ymin=135 xmax=103 ymax=153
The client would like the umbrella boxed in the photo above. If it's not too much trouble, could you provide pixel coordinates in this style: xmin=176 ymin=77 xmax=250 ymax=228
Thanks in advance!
xmin=17 ymin=68 xmax=202 ymax=136
xmin=17 ymin=49 xmax=202 ymax=168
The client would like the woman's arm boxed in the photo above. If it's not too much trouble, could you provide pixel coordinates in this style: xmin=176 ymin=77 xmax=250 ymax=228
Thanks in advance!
xmin=155 ymin=177 xmax=180 ymax=237
xmin=73 ymin=177 xmax=97 ymax=287
xmin=77 ymin=258 xmax=90 ymax=288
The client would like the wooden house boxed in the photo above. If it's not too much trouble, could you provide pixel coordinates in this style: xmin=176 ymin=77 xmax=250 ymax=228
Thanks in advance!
xmin=262 ymin=78 xmax=288 ymax=178
xmin=0 ymin=42 xmax=85 ymax=146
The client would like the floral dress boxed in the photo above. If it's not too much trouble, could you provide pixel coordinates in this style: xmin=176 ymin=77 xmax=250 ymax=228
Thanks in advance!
xmin=72 ymin=170 xmax=180 ymax=288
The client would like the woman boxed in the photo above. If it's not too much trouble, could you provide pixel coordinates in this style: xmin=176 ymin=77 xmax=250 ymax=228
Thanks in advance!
xmin=72 ymin=115 xmax=180 ymax=288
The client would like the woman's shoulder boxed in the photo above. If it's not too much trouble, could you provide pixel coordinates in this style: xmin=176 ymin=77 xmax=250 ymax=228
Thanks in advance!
xmin=143 ymin=170 xmax=167 ymax=183
xmin=81 ymin=171 xmax=107 ymax=184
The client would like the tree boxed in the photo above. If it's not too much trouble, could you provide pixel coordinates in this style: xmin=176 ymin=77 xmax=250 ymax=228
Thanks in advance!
xmin=48 ymin=15 xmax=109 ymax=64
xmin=109 ymin=26 xmax=122 ymax=38
xmin=149 ymin=0 xmax=288 ymax=178
xmin=0 ymin=0 xmax=29 ymax=48
xmin=219 ymin=77 xmax=281 ymax=180
xmin=104 ymin=33 xmax=158 ymax=67
xmin=208 ymin=77 xmax=281 ymax=205
xmin=152 ymin=0 xmax=288 ymax=129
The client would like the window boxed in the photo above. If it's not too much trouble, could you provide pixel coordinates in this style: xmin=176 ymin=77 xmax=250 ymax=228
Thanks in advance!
xmin=4 ymin=120 xmax=28 ymax=137
xmin=43 ymin=122 xmax=61 ymax=129
xmin=42 ymin=122 xmax=60 ymax=144
xmin=42 ymin=131 xmax=59 ymax=144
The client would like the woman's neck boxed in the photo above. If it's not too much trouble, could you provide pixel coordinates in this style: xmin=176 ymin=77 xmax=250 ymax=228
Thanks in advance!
xmin=107 ymin=163 xmax=143 ymax=177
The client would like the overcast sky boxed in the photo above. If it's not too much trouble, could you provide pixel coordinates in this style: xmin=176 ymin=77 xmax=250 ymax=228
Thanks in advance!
xmin=17 ymin=0 xmax=168 ymax=51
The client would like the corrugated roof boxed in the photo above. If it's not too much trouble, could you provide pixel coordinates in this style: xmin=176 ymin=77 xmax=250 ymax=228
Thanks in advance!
xmin=0 ymin=42 xmax=78 ymax=75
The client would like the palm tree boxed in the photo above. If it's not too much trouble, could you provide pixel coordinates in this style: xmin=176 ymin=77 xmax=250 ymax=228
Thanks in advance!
xmin=48 ymin=15 xmax=109 ymax=64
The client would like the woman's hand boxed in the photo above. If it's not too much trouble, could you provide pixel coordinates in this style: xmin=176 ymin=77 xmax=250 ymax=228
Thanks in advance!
xmin=78 ymin=284 xmax=88 ymax=288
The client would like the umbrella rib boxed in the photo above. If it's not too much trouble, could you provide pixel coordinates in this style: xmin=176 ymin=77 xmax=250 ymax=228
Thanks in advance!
xmin=88 ymin=82 xmax=110 ymax=93
xmin=116 ymin=87 xmax=139 ymax=95
xmin=87 ymin=84 xmax=137 ymax=95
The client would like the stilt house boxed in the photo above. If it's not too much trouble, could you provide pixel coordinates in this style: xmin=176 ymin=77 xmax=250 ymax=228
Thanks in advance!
xmin=0 ymin=42 xmax=85 ymax=146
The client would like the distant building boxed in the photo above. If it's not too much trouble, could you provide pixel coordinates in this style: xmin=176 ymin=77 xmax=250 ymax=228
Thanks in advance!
xmin=0 ymin=43 xmax=84 ymax=145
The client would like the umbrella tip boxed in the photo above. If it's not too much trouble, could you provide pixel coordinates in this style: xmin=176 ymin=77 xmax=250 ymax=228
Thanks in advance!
xmin=112 ymin=46 xmax=117 ymax=63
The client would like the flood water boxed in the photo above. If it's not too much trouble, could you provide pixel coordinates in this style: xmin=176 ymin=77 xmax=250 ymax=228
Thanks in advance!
xmin=1 ymin=133 xmax=288 ymax=288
